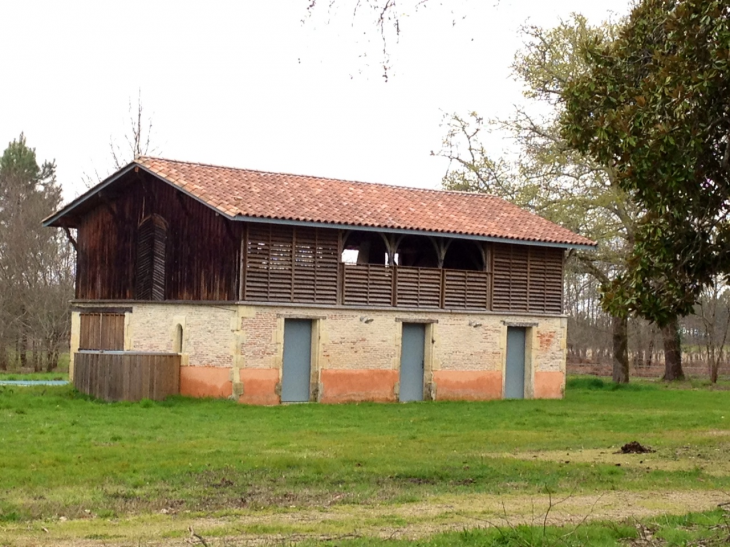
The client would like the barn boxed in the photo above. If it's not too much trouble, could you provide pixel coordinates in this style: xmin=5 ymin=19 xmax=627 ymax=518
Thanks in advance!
xmin=45 ymin=157 xmax=595 ymax=404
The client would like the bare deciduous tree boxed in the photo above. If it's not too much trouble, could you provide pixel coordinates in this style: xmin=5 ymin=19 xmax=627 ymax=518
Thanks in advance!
xmin=305 ymin=0 xmax=469 ymax=80
xmin=110 ymin=91 xmax=157 ymax=169
xmin=82 ymin=91 xmax=158 ymax=189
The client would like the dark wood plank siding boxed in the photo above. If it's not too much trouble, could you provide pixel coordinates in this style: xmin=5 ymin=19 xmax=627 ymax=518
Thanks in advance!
xmin=492 ymin=243 xmax=564 ymax=314
xmin=79 ymin=313 xmax=125 ymax=350
xmin=75 ymin=171 xmax=240 ymax=300
xmin=135 ymin=215 xmax=167 ymax=300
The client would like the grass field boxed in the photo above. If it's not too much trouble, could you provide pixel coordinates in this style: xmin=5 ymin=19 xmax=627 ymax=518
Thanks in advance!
xmin=1 ymin=377 xmax=729 ymax=545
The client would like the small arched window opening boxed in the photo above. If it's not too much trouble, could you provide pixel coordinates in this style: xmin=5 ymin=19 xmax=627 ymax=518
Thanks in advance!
xmin=135 ymin=214 xmax=167 ymax=300
xmin=173 ymin=324 xmax=184 ymax=353
xmin=443 ymin=240 xmax=485 ymax=271
xmin=341 ymin=231 xmax=389 ymax=265
xmin=396 ymin=236 xmax=439 ymax=268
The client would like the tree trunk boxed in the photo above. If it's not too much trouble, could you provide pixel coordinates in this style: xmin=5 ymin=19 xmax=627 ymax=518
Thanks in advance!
xmin=661 ymin=317 xmax=684 ymax=381
xmin=32 ymin=340 xmax=41 ymax=372
xmin=710 ymin=360 xmax=719 ymax=384
xmin=18 ymin=332 xmax=27 ymax=369
xmin=612 ymin=315 xmax=629 ymax=383
xmin=46 ymin=336 xmax=59 ymax=373
xmin=0 ymin=345 xmax=6 ymax=371
xmin=647 ymin=340 xmax=654 ymax=367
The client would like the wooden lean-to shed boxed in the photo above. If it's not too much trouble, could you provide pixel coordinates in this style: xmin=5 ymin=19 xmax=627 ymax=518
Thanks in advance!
xmin=45 ymin=157 xmax=595 ymax=404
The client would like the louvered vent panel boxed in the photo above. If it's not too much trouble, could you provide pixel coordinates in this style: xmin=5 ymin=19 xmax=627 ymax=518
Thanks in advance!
xmin=245 ymin=224 xmax=339 ymax=304
xmin=493 ymin=243 xmax=563 ymax=313
xmin=395 ymin=267 xmax=441 ymax=308
xmin=443 ymin=270 xmax=490 ymax=309
xmin=492 ymin=243 xmax=529 ymax=312
xmin=342 ymin=264 xmax=393 ymax=306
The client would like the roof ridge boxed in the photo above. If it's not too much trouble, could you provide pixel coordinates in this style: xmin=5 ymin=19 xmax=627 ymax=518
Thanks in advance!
xmin=136 ymin=155 xmax=503 ymax=200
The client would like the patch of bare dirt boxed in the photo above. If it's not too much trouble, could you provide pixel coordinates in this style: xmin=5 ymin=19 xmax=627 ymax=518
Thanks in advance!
xmin=483 ymin=446 xmax=730 ymax=475
xmin=618 ymin=441 xmax=655 ymax=454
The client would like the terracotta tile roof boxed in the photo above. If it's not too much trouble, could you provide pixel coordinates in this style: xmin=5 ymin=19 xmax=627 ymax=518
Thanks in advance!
xmin=134 ymin=157 xmax=595 ymax=247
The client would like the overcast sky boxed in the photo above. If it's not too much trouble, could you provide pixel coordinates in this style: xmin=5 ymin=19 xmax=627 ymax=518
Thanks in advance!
xmin=1 ymin=0 xmax=632 ymax=202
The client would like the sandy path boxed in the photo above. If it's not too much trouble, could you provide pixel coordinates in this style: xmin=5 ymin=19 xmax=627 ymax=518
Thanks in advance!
xmin=3 ymin=489 xmax=728 ymax=547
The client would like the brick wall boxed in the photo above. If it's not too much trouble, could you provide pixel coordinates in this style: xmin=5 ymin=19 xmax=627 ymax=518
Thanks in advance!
xmin=71 ymin=303 xmax=568 ymax=402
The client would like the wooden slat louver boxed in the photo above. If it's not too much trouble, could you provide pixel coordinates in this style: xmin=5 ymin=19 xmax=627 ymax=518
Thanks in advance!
xmin=540 ymin=247 xmax=564 ymax=314
xmin=342 ymin=264 xmax=394 ymax=306
xmin=395 ymin=266 xmax=441 ymax=308
xmin=443 ymin=270 xmax=490 ymax=309
xmin=492 ymin=244 xmax=529 ymax=312
xmin=244 ymin=224 xmax=339 ymax=304
xmin=313 ymin=229 xmax=339 ymax=304
xmin=492 ymin=243 xmax=564 ymax=313
xmin=269 ymin=225 xmax=294 ymax=301
xmin=245 ymin=224 xmax=272 ymax=301
xmin=135 ymin=215 xmax=167 ymax=300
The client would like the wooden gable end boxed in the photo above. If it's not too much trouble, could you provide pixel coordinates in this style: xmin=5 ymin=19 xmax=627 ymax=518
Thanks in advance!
xmin=75 ymin=170 xmax=240 ymax=301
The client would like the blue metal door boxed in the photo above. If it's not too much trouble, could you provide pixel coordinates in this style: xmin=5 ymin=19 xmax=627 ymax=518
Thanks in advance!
xmin=505 ymin=327 xmax=526 ymax=399
xmin=399 ymin=323 xmax=425 ymax=402
xmin=281 ymin=319 xmax=312 ymax=402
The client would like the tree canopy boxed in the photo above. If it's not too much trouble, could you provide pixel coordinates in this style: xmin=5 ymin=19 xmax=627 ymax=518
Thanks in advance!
xmin=436 ymin=15 xmax=650 ymax=382
xmin=560 ymin=0 xmax=730 ymax=326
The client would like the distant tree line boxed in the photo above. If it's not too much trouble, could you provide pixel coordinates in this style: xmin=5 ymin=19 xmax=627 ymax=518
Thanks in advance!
xmin=565 ymin=270 xmax=730 ymax=383
xmin=0 ymin=135 xmax=74 ymax=371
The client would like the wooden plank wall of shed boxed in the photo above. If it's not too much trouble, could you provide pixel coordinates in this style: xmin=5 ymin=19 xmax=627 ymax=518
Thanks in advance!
xmin=75 ymin=171 xmax=240 ymax=300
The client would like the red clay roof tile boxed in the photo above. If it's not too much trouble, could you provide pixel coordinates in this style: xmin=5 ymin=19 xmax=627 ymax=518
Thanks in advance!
xmin=135 ymin=157 xmax=595 ymax=247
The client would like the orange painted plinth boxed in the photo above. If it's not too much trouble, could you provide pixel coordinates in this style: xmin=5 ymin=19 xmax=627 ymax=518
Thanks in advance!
xmin=434 ymin=370 xmax=502 ymax=401
xmin=180 ymin=366 xmax=232 ymax=398
xmin=320 ymin=369 xmax=398 ymax=403
xmin=534 ymin=371 xmax=565 ymax=399
xmin=239 ymin=369 xmax=280 ymax=405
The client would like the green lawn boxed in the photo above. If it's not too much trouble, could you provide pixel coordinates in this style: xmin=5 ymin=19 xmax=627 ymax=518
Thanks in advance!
xmin=298 ymin=509 xmax=730 ymax=546
xmin=0 ymin=377 xmax=729 ymax=545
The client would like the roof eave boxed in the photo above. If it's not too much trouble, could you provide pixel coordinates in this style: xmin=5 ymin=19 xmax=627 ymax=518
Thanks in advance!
xmin=230 ymin=214 xmax=597 ymax=250
xmin=45 ymin=159 xmax=597 ymax=250
xmin=43 ymin=161 xmax=239 ymax=228
xmin=43 ymin=162 xmax=139 ymax=227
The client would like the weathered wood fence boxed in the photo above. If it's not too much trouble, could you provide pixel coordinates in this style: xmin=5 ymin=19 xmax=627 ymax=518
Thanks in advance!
xmin=74 ymin=351 xmax=180 ymax=402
